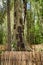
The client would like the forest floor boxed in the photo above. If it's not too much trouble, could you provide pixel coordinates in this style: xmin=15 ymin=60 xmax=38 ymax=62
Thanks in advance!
xmin=33 ymin=44 xmax=43 ymax=51
xmin=26 ymin=44 xmax=43 ymax=51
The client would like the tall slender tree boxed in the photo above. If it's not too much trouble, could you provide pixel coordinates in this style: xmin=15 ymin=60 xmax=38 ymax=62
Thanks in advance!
xmin=23 ymin=0 xmax=27 ymax=23
xmin=7 ymin=0 xmax=11 ymax=51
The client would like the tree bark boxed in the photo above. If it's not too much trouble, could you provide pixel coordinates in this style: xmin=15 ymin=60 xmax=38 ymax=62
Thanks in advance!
xmin=7 ymin=0 xmax=11 ymax=51
xmin=14 ymin=0 xmax=25 ymax=51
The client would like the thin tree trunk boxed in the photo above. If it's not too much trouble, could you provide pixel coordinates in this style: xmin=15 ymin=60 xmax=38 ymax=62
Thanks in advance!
xmin=7 ymin=0 xmax=11 ymax=51
xmin=23 ymin=0 xmax=27 ymax=24
xmin=23 ymin=0 xmax=27 ymax=48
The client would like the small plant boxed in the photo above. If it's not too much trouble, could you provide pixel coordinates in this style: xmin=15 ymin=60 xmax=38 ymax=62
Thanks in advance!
xmin=11 ymin=42 xmax=17 ymax=50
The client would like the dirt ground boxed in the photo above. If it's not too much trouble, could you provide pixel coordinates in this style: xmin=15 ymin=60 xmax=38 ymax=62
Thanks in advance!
xmin=26 ymin=44 xmax=43 ymax=51
xmin=33 ymin=44 xmax=43 ymax=51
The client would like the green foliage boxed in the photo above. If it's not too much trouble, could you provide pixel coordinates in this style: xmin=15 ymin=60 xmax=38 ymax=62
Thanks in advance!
xmin=0 ymin=28 xmax=3 ymax=44
xmin=11 ymin=42 xmax=17 ymax=50
xmin=0 ymin=11 xmax=5 ymax=24
xmin=26 ymin=0 xmax=43 ymax=44
xmin=0 ymin=11 xmax=5 ymax=45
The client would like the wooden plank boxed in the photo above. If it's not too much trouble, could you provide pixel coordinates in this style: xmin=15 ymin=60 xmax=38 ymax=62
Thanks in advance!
xmin=0 ymin=51 xmax=43 ymax=65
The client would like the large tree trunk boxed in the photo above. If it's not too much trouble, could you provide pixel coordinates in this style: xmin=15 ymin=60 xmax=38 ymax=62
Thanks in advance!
xmin=7 ymin=0 xmax=11 ymax=51
xmin=14 ymin=0 xmax=25 ymax=51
